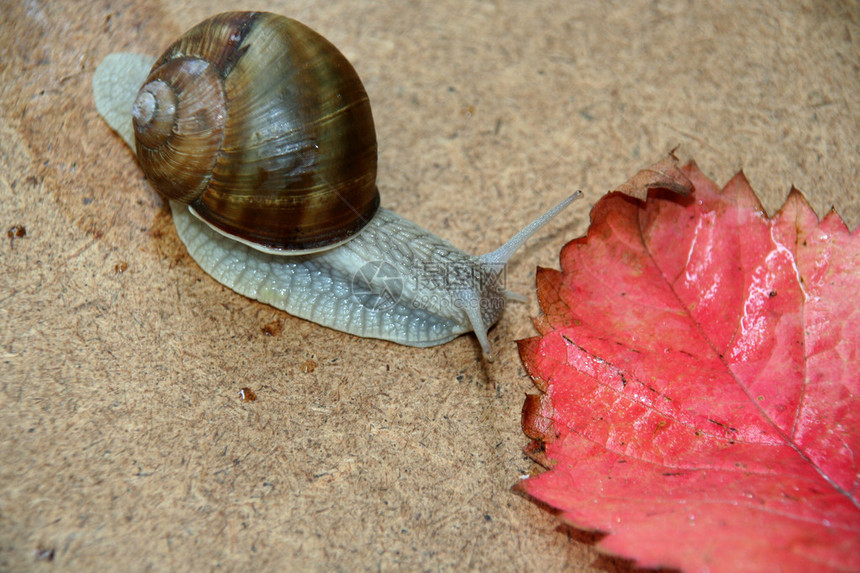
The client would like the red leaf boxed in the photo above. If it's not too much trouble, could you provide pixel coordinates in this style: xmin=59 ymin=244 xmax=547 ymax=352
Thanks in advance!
xmin=518 ymin=160 xmax=860 ymax=572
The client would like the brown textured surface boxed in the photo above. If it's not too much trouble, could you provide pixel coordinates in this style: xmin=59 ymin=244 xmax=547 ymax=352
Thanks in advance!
xmin=1 ymin=1 xmax=857 ymax=571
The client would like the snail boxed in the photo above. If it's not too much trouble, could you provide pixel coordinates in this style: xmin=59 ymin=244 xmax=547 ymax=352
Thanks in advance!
xmin=92 ymin=11 xmax=579 ymax=358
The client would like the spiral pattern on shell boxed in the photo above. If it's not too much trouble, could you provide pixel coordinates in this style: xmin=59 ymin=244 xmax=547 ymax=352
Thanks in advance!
xmin=132 ymin=12 xmax=379 ymax=253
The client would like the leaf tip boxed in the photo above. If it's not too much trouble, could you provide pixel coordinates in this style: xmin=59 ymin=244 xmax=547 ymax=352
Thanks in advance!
xmin=522 ymin=439 xmax=553 ymax=469
xmin=821 ymin=207 xmax=852 ymax=235
xmin=517 ymin=336 xmax=541 ymax=364
xmin=779 ymin=186 xmax=854 ymax=235
xmin=613 ymin=154 xmax=694 ymax=201
xmin=780 ymin=185 xmax=816 ymax=218
xmin=522 ymin=393 xmax=555 ymax=441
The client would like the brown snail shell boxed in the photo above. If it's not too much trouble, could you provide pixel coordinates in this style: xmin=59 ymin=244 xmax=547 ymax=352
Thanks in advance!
xmin=132 ymin=12 xmax=380 ymax=253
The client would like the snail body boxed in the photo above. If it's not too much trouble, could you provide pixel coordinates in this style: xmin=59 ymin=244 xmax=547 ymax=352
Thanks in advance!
xmin=93 ymin=12 xmax=577 ymax=356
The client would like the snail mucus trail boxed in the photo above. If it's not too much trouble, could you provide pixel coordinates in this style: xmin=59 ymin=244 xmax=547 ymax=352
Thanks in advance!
xmin=92 ymin=12 xmax=580 ymax=358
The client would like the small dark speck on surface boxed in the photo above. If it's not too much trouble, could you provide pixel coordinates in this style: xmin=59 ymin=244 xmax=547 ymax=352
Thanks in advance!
xmin=7 ymin=224 xmax=26 ymax=247
xmin=34 ymin=547 xmax=55 ymax=562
